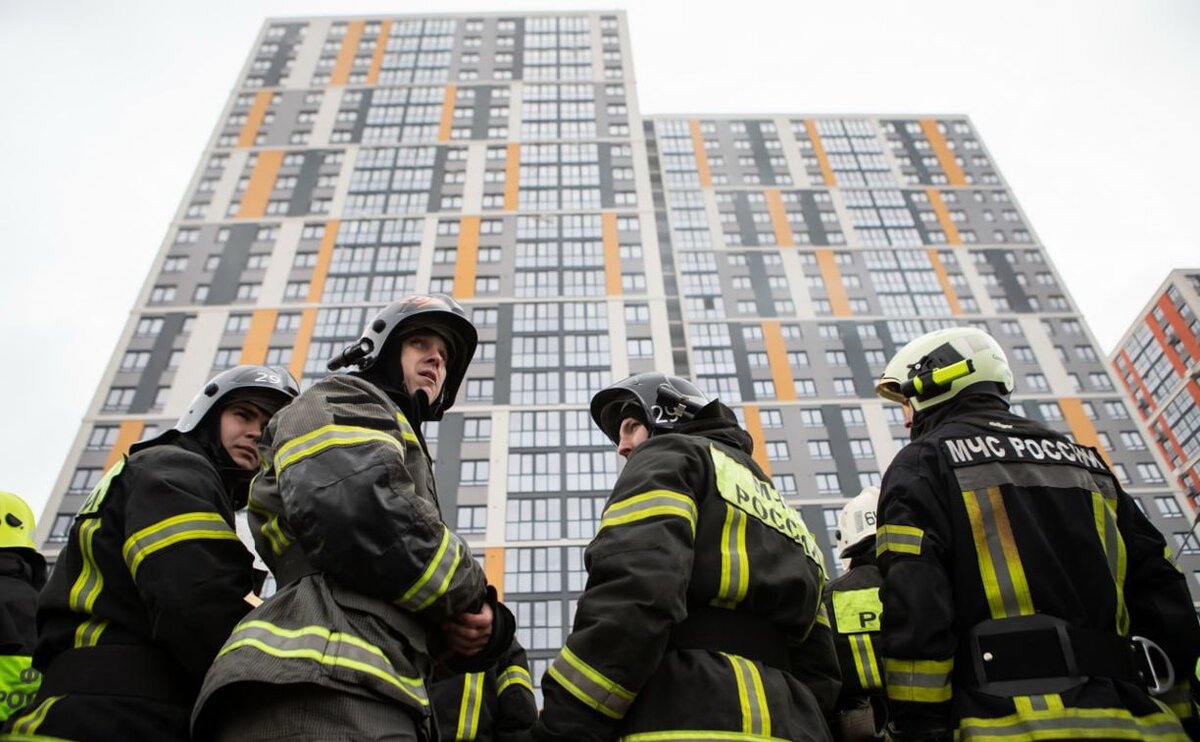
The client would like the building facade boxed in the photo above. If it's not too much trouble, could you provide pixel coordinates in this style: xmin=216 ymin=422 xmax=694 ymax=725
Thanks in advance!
xmin=38 ymin=11 xmax=1199 ymax=697
xmin=1111 ymin=270 xmax=1200 ymax=541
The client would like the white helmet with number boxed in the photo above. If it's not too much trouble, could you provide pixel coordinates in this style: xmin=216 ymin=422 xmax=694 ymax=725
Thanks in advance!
xmin=835 ymin=486 xmax=880 ymax=559
xmin=875 ymin=326 xmax=1014 ymax=412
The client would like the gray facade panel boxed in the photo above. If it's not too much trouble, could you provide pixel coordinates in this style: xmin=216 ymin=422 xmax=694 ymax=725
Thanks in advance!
xmin=839 ymin=320 xmax=875 ymax=396
xmin=206 ymin=224 xmax=256 ymax=305
xmin=492 ymin=303 xmax=514 ymax=406
xmin=471 ymin=87 xmax=493 ymax=139
xmin=129 ymin=313 xmax=187 ymax=414
xmin=800 ymin=193 xmax=828 ymax=245
xmin=984 ymin=250 xmax=1032 ymax=312
xmin=746 ymin=122 xmax=776 ymax=186
xmin=287 ymin=151 xmax=325 ymax=216
xmin=426 ymin=146 xmax=449 ymax=213
xmin=433 ymin=413 xmax=464 ymax=521
xmin=598 ymin=143 xmax=615 ymax=209
xmin=733 ymin=193 xmax=759 ymax=247
xmin=746 ymin=253 xmax=776 ymax=318
xmin=728 ymin=327 xmax=756 ymax=403
xmin=350 ymin=89 xmax=375 ymax=144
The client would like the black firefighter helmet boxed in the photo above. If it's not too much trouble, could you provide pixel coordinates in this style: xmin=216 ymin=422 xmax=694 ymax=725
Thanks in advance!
xmin=327 ymin=293 xmax=478 ymax=421
xmin=590 ymin=372 xmax=712 ymax=444
xmin=175 ymin=365 xmax=300 ymax=434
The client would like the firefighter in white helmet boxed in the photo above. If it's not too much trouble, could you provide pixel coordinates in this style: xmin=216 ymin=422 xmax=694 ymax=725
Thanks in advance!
xmin=873 ymin=326 xmax=1199 ymax=741
xmin=822 ymin=487 xmax=887 ymax=741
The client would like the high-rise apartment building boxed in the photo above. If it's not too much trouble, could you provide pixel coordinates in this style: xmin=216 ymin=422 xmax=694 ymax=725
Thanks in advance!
xmin=38 ymin=11 xmax=1199 ymax=696
xmin=1111 ymin=270 xmax=1200 ymax=516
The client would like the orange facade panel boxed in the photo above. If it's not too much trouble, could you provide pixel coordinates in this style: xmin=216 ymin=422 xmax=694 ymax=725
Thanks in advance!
xmin=815 ymin=249 xmax=852 ymax=317
xmin=1158 ymin=294 xmax=1200 ymax=364
xmin=330 ymin=21 xmax=365 ymax=85
xmin=237 ymin=91 xmax=273 ymax=148
xmin=288 ymin=309 xmax=318 ymax=382
xmin=688 ymin=120 xmax=712 ymax=187
xmin=486 ymin=548 xmax=505 ymax=601
xmin=925 ymin=188 xmax=962 ymax=245
xmin=504 ymin=144 xmax=521 ymax=211
xmin=741 ymin=404 xmax=772 ymax=477
xmin=805 ymin=119 xmax=837 ymax=187
xmin=438 ymin=85 xmax=457 ymax=143
xmin=1146 ymin=311 xmax=1188 ymax=377
xmin=919 ymin=119 xmax=967 ymax=186
xmin=236 ymin=150 xmax=284 ymax=219
xmin=762 ymin=321 xmax=797 ymax=401
xmin=306 ymin=219 xmax=341 ymax=303
xmin=603 ymin=213 xmax=622 ymax=295
xmin=105 ymin=421 xmax=145 ymax=469
xmin=926 ymin=249 xmax=962 ymax=315
xmin=1059 ymin=398 xmax=1112 ymax=467
xmin=240 ymin=310 xmax=279 ymax=365
xmin=765 ymin=190 xmax=795 ymax=247
xmin=453 ymin=216 xmax=481 ymax=299
xmin=365 ymin=20 xmax=392 ymax=85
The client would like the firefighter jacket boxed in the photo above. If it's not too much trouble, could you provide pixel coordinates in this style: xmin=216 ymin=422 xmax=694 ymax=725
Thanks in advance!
xmin=876 ymin=392 xmax=1200 ymax=741
xmin=821 ymin=561 xmax=885 ymax=716
xmin=432 ymin=638 xmax=537 ymax=742
xmin=0 ymin=551 xmax=43 ymax=722
xmin=533 ymin=401 xmax=839 ymax=742
xmin=193 ymin=373 xmax=507 ymax=736
xmin=7 ymin=431 xmax=254 ymax=741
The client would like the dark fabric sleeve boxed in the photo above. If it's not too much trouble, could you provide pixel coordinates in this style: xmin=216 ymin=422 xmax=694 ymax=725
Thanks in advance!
xmin=268 ymin=381 xmax=487 ymax=620
xmin=533 ymin=437 xmax=704 ymax=742
xmin=789 ymin=605 xmax=843 ymax=720
xmin=1117 ymin=481 xmax=1200 ymax=738
xmin=875 ymin=444 xmax=957 ymax=741
xmin=121 ymin=450 xmax=253 ymax=685
xmin=493 ymin=639 xmax=538 ymax=742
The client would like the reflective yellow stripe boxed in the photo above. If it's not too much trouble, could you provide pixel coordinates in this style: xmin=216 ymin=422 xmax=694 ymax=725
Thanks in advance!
xmin=875 ymin=524 xmax=924 ymax=557
xmin=10 ymin=695 xmax=63 ymax=735
xmin=712 ymin=504 xmax=750 ymax=609
xmin=396 ymin=412 xmax=420 ymax=444
xmin=962 ymin=487 xmax=1034 ymax=619
xmin=275 ymin=424 xmax=404 ymax=472
xmin=73 ymin=616 xmax=109 ymax=649
xmin=850 ymin=634 xmax=882 ymax=690
xmin=814 ymin=605 xmax=831 ymax=629
xmin=884 ymin=657 xmax=952 ymax=703
xmin=1091 ymin=491 xmax=1131 ymax=635
xmin=395 ymin=527 xmax=462 ymax=612
xmin=496 ymin=664 xmax=533 ymax=695
xmin=68 ymin=518 xmax=104 ymax=616
xmin=959 ymin=706 xmax=1186 ymax=741
xmin=1014 ymin=693 xmax=1064 ymax=714
xmin=219 ymin=620 xmax=428 ymax=706
xmin=123 ymin=512 xmax=238 ymax=579
xmin=620 ymin=733 xmax=793 ymax=741
xmin=831 ymin=587 xmax=882 ymax=633
xmin=722 ymin=653 xmax=770 ymax=737
xmin=455 ymin=671 xmax=484 ymax=741
xmin=249 ymin=496 xmax=292 ymax=556
xmin=1161 ymin=682 xmax=1192 ymax=720
xmin=78 ymin=458 xmax=124 ymax=516
xmin=599 ymin=490 xmax=697 ymax=537
xmin=547 ymin=645 xmax=634 ymax=720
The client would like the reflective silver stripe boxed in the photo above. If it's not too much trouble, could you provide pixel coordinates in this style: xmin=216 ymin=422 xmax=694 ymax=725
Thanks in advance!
xmin=884 ymin=658 xmax=953 ymax=703
xmin=850 ymin=634 xmax=882 ymax=690
xmin=68 ymin=518 xmax=104 ymax=614
xmin=122 ymin=512 xmax=239 ymax=579
xmin=274 ymin=424 xmax=404 ymax=473
xmin=953 ymin=460 xmax=1116 ymax=497
xmin=723 ymin=653 xmax=770 ymax=737
xmin=547 ymin=646 xmax=635 ymax=720
xmin=74 ymin=616 xmax=109 ymax=649
xmin=958 ymin=708 xmax=1186 ymax=740
xmin=713 ymin=504 xmax=749 ymax=609
xmin=497 ymin=664 xmax=533 ymax=694
xmin=875 ymin=525 xmax=923 ymax=556
xmin=963 ymin=487 xmax=1034 ymax=618
xmin=599 ymin=490 xmax=697 ymax=536
xmin=457 ymin=672 xmax=484 ymax=740
xmin=220 ymin=620 xmax=428 ymax=707
xmin=1091 ymin=491 xmax=1131 ymax=635
xmin=395 ymin=527 xmax=462 ymax=612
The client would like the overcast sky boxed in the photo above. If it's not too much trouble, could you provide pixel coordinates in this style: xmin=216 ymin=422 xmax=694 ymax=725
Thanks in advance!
xmin=1 ymin=0 xmax=1197 ymax=520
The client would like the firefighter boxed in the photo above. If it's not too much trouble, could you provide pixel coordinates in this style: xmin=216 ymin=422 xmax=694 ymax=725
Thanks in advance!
xmin=0 ymin=492 xmax=46 ymax=723
xmin=5 ymin=365 xmax=298 ymax=741
xmin=430 ymin=637 xmax=537 ymax=742
xmin=193 ymin=294 xmax=514 ymax=742
xmin=529 ymin=372 xmax=839 ymax=741
xmin=822 ymin=486 xmax=887 ymax=741
xmin=873 ymin=326 xmax=1200 ymax=741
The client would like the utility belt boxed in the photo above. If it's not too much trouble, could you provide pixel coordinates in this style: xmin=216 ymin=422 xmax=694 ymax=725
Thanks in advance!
xmin=669 ymin=605 xmax=789 ymax=671
xmin=40 ymin=644 xmax=192 ymax=705
xmin=962 ymin=614 xmax=1174 ymax=697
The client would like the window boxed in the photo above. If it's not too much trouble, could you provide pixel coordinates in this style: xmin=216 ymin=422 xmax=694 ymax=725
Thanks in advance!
xmin=86 ymin=425 xmax=120 ymax=450
xmin=457 ymin=506 xmax=486 ymax=535
xmin=460 ymin=460 xmax=490 ymax=486
xmin=463 ymin=417 xmax=492 ymax=441
xmin=808 ymin=440 xmax=833 ymax=459
xmin=69 ymin=467 xmax=103 ymax=493
xmin=48 ymin=513 xmax=74 ymax=543
xmin=120 ymin=351 xmax=151 ymax=371
xmin=815 ymin=473 xmax=840 ymax=494
xmin=1118 ymin=431 xmax=1146 ymax=451
xmin=104 ymin=387 xmax=135 ymax=411
xmin=226 ymin=314 xmax=252 ymax=334
xmin=765 ymin=441 xmax=790 ymax=460
xmin=1155 ymin=496 xmax=1183 ymax=519
xmin=849 ymin=439 xmax=875 ymax=458
xmin=466 ymin=378 xmax=494 ymax=401
xmin=1136 ymin=463 xmax=1164 ymax=484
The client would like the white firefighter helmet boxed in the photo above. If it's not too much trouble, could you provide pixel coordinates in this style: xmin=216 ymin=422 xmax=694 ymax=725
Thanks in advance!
xmin=835 ymin=486 xmax=880 ymax=559
xmin=875 ymin=326 xmax=1014 ymax=412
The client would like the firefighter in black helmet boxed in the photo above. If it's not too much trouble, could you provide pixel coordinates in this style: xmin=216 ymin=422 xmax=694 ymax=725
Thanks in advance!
xmin=194 ymin=294 xmax=514 ymax=742
xmin=873 ymin=326 xmax=1200 ymax=741
xmin=529 ymin=371 xmax=839 ymax=741
xmin=5 ymin=365 xmax=298 ymax=741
